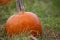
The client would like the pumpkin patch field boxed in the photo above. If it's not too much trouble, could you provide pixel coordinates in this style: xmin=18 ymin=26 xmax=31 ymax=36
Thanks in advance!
xmin=0 ymin=0 xmax=60 ymax=40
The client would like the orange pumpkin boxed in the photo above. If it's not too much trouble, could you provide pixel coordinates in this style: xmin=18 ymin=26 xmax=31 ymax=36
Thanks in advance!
xmin=0 ymin=0 xmax=12 ymax=4
xmin=5 ymin=12 xmax=42 ymax=36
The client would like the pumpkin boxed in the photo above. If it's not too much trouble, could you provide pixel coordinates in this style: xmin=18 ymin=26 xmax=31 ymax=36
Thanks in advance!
xmin=5 ymin=12 xmax=42 ymax=36
xmin=5 ymin=0 xmax=42 ymax=37
xmin=0 ymin=0 xmax=12 ymax=5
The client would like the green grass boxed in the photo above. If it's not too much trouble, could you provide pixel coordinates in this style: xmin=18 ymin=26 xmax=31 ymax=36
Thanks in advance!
xmin=0 ymin=0 xmax=60 ymax=40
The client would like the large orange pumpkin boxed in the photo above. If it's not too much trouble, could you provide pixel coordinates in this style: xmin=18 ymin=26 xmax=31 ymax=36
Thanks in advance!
xmin=0 ymin=0 xmax=12 ymax=4
xmin=5 ymin=12 xmax=42 ymax=36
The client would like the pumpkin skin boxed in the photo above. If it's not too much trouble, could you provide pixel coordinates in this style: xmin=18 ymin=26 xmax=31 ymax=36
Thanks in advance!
xmin=5 ymin=12 xmax=42 ymax=36
xmin=0 ymin=0 xmax=12 ymax=5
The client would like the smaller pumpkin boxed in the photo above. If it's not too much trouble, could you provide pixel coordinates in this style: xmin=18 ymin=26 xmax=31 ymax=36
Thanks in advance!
xmin=0 ymin=0 xmax=12 ymax=5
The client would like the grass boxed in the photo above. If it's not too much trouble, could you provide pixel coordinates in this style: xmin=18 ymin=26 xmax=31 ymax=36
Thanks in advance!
xmin=0 ymin=0 xmax=60 ymax=40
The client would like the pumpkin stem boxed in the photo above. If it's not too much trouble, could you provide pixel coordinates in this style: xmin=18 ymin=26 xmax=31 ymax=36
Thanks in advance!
xmin=16 ymin=0 xmax=24 ymax=12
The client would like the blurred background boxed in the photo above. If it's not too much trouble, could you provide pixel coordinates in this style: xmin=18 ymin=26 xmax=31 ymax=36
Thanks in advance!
xmin=0 ymin=0 xmax=60 ymax=40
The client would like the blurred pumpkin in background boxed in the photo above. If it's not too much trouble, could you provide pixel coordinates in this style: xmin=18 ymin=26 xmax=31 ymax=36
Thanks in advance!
xmin=0 ymin=0 xmax=12 ymax=4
